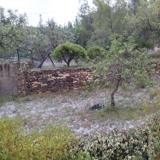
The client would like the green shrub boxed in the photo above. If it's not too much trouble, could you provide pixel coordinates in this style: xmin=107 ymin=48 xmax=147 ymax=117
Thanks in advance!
xmin=0 ymin=119 xmax=86 ymax=160
xmin=134 ymin=71 xmax=153 ymax=89
xmin=0 ymin=113 xmax=160 ymax=160
xmin=87 ymin=46 xmax=107 ymax=62
xmin=79 ymin=112 xmax=160 ymax=160
xmin=52 ymin=42 xmax=86 ymax=67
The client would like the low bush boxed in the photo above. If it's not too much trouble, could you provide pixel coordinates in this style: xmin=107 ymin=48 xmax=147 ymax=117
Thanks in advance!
xmin=0 ymin=119 xmax=88 ymax=160
xmin=79 ymin=112 xmax=160 ymax=160
xmin=87 ymin=46 xmax=107 ymax=62
xmin=0 ymin=112 xmax=160 ymax=160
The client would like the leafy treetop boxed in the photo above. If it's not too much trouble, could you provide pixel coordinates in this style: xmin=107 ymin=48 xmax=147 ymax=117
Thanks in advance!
xmin=52 ymin=42 xmax=86 ymax=67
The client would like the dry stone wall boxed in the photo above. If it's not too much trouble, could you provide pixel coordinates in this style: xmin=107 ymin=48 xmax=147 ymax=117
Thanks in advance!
xmin=18 ymin=68 xmax=92 ymax=95
xmin=17 ymin=61 xmax=160 ymax=95
xmin=6 ymin=59 xmax=160 ymax=96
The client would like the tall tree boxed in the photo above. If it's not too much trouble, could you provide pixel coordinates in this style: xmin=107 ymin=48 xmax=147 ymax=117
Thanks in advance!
xmin=75 ymin=0 xmax=94 ymax=47
xmin=130 ymin=0 xmax=139 ymax=15
xmin=0 ymin=8 xmax=27 ymax=63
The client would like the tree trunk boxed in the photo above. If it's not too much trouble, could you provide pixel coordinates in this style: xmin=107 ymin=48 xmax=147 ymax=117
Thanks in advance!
xmin=38 ymin=53 xmax=55 ymax=68
xmin=110 ymin=76 xmax=121 ymax=107
xmin=67 ymin=61 xmax=70 ymax=67
xmin=38 ymin=57 xmax=46 ymax=68
xmin=29 ymin=50 xmax=34 ymax=66
xmin=66 ymin=57 xmax=74 ymax=67
xmin=48 ymin=54 xmax=55 ymax=67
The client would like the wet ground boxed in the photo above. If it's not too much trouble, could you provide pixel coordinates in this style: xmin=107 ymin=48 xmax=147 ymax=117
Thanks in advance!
xmin=0 ymin=87 xmax=160 ymax=135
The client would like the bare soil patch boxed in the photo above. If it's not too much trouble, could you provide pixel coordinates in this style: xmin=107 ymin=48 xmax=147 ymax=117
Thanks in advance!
xmin=0 ymin=87 xmax=159 ymax=135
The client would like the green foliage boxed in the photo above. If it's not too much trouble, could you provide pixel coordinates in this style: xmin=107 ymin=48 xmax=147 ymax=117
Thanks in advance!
xmin=76 ymin=0 xmax=160 ymax=50
xmin=1 ymin=0 xmax=160 ymax=66
xmin=0 ymin=8 xmax=27 ymax=58
xmin=75 ymin=1 xmax=93 ymax=47
xmin=87 ymin=46 xmax=107 ymax=62
xmin=94 ymin=35 xmax=151 ymax=106
xmin=80 ymin=111 xmax=160 ymax=160
xmin=0 ymin=111 xmax=160 ymax=160
xmin=52 ymin=42 xmax=86 ymax=67
xmin=108 ymin=36 xmax=150 ymax=83
xmin=0 ymin=119 xmax=86 ymax=160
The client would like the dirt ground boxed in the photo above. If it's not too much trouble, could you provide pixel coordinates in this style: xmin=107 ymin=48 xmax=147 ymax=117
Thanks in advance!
xmin=0 ymin=86 xmax=160 ymax=136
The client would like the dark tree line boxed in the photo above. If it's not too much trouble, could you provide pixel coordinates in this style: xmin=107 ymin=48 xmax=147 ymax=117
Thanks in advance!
xmin=1 ymin=0 xmax=160 ymax=67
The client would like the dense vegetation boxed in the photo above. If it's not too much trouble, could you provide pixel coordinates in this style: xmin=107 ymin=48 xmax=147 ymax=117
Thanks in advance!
xmin=0 ymin=119 xmax=89 ymax=160
xmin=0 ymin=109 xmax=160 ymax=160
xmin=1 ymin=0 xmax=158 ymax=102
xmin=1 ymin=0 xmax=160 ymax=159
xmin=1 ymin=0 xmax=160 ymax=66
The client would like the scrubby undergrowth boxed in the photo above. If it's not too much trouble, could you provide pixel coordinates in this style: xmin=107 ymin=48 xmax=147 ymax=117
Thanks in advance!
xmin=80 ymin=111 xmax=160 ymax=160
xmin=0 ymin=111 xmax=160 ymax=160
xmin=0 ymin=118 xmax=89 ymax=160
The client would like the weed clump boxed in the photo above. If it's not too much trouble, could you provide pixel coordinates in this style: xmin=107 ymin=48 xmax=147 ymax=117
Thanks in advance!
xmin=0 ymin=119 xmax=88 ymax=160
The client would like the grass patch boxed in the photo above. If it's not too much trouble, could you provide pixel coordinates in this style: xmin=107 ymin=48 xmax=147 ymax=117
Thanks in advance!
xmin=0 ymin=118 xmax=88 ymax=160
xmin=87 ymin=99 xmax=160 ymax=122
xmin=89 ymin=106 xmax=143 ymax=121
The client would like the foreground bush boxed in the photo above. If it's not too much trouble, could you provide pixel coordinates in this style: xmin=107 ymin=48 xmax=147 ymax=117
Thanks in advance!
xmin=79 ymin=112 xmax=160 ymax=160
xmin=0 ymin=112 xmax=160 ymax=160
xmin=0 ymin=119 xmax=88 ymax=160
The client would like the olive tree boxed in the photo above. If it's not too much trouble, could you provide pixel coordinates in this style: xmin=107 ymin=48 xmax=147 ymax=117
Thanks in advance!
xmin=95 ymin=36 xmax=151 ymax=107
xmin=52 ymin=42 xmax=86 ymax=67
xmin=0 ymin=8 xmax=27 ymax=57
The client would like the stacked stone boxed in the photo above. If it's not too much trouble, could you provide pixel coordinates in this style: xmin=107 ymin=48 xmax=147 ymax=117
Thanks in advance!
xmin=18 ymin=68 xmax=92 ymax=95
